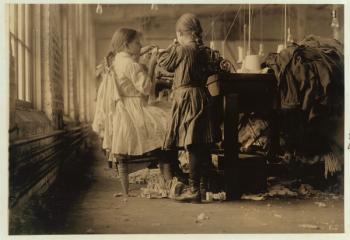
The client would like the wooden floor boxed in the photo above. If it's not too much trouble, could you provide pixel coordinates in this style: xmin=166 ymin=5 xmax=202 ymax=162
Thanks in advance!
xmin=9 ymin=137 xmax=345 ymax=235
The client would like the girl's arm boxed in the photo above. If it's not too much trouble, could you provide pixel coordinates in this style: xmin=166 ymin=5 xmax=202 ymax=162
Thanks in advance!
xmin=140 ymin=44 xmax=157 ymax=56
xmin=125 ymin=51 xmax=157 ymax=96
xmin=157 ymin=43 xmax=183 ymax=72
xmin=147 ymin=48 xmax=158 ymax=81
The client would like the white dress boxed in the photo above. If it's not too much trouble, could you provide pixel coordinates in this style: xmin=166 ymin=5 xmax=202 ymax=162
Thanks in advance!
xmin=111 ymin=52 xmax=170 ymax=156
xmin=92 ymin=62 xmax=116 ymax=152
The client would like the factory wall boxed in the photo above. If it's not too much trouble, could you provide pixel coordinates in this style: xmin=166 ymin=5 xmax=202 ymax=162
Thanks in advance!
xmin=8 ymin=4 xmax=96 ymax=210
xmin=95 ymin=4 xmax=344 ymax=66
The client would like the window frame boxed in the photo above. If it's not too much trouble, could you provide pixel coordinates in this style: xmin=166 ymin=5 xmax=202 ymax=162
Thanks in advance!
xmin=9 ymin=4 xmax=38 ymax=110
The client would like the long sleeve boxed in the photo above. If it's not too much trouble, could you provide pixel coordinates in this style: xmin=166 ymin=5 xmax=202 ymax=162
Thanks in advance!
xmin=158 ymin=44 xmax=184 ymax=72
xmin=125 ymin=62 xmax=152 ymax=96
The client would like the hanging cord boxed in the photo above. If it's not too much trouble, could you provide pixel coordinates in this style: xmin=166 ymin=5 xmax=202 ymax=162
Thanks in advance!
xmin=280 ymin=5 xmax=284 ymax=45
xmin=248 ymin=4 xmax=251 ymax=55
xmin=238 ymin=8 xmax=242 ymax=42
xmin=223 ymin=5 xmax=242 ymax=42
xmin=243 ymin=5 xmax=246 ymax=58
xmin=288 ymin=5 xmax=290 ymax=30
xmin=260 ymin=5 xmax=263 ymax=43
xmin=284 ymin=4 xmax=287 ymax=48
xmin=203 ymin=4 xmax=230 ymax=39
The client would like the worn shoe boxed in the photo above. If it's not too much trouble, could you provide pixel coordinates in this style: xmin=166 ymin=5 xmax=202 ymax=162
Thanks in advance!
xmin=200 ymin=176 xmax=209 ymax=201
xmin=108 ymin=161 xmax=113 ymax=169
xmin=174 ymin=188 xmax=201 ymax=203
xmin=175 ymin=178 xmax=201 ymax=203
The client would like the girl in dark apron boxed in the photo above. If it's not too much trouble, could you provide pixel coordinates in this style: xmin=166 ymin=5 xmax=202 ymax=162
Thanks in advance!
xmin=159 ymin=13 xmax=221 ymax=203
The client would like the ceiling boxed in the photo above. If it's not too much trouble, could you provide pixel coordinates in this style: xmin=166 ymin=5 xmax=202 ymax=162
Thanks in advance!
xmin=91 ymin=4 xmax=332 ymax=24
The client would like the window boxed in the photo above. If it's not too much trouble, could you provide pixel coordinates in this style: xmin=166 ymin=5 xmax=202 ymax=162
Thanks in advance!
xmin=9 ymin=4 xmax=33 ymax=104
xmin=61 ymin=6 xmax=69 ymax=116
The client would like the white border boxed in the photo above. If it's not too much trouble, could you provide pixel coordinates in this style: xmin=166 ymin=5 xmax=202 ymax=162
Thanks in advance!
xmin=0 ymin=1 xmax=348 ymax=240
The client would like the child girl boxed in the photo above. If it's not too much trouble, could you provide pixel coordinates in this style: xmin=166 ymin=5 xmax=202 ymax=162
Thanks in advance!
xmin=158 ymin=13 xmax=221 ymax=203
xmin=105 ymin=28 xmax=177 ymax=196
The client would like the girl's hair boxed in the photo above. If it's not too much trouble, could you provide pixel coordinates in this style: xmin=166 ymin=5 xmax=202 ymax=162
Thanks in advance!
xmin=175 ymin=13 xmax=203 ymax=46
xmin=106 ymin=28 xmax=141 ymax=67
xmin=110 ymin=28 xmax=141 ymax=54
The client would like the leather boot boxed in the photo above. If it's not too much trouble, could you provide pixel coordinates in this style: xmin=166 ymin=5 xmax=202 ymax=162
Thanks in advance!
xmin=200 ymin=176 xmax=209 ymax=201
xmin=175 ymin=179 xmax=201 ymax=203
xmin=108 ymin=161 xmax=113 ymax=169
xmin=171 ymin=162 xmax=188 ymax=184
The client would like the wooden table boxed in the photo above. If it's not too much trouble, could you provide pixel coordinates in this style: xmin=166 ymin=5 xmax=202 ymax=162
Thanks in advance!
xmin=218 ymin=72 xmax=278 ymax=200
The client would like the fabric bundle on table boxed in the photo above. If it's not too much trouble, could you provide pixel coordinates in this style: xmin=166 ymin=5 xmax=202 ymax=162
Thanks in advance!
xmin=263 ymin=35 xmax=344 ymax=177
xmin=264 ymin=35 xmax=343 ymax=121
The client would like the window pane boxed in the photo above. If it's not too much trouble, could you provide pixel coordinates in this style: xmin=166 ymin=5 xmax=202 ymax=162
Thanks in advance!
xmin=17 ymin=46 xmax=25 ymax=100
xmin=33 ymin=5 xmax=42 ymax=110
xmin=9 ymin=5 xmax=18 ymax=99
xmin=63 ymin=19 xmax=69 ymax=115
xmin=17 ymin=5 xmax=25 ymax=100
xmin=9 ymin=5 xmax=16 ymax=40
xmin=12 ymin=4 xmax=33 ymax=104
xmin=24 ymin=5 xmax=32 ymax=102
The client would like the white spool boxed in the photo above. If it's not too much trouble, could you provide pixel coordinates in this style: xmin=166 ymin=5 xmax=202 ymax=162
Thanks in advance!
xmin=237 ymin=46 xmax=244 ymax=63
xmin=244 ymin=55 xmax=262 ymax=73
xmin=277 ymin=44 xmax=285 ymax=53
xmin=258 ymin=43 xmax=264 ymax=56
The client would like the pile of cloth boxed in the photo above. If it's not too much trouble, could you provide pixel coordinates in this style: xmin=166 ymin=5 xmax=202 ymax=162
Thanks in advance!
xmin=140 ymin=175 xmax=185 ymax=199
xmin=241 ymin=183 xmax=316 ymax=201
xmin=129 ymin=168 xmax=185 ymax=199
xmin=128 ymin=168 xmax=161 ymax=184
xmin=238 ymin=113 xmax=271 ymax=155
xmin=264 ymin=35 xmax=343 ymax=121
xmin=263 ymin=35 xmax=344 ymax=178
xmin=296 ymin=143 xmax=342 ymax=179
xmin=241 ymin=176 xmax=339 ymax=201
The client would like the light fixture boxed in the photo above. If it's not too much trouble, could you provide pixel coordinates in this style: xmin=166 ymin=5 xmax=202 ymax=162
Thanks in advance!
xmin=96 ymin=4 xmax=103 ymax=15
xmin=258 ymin=43 xmax=264 ymax=56
xmin=151 ymin=4 xmax=159 ymax=11
xmin=286 ymin=5 xmax=294 ymax=44
xmin=287 ymin=27 xmax=294 ymax=43
xmin=331 ymin=9 xmax=339 ymax=28
xmin=331 ymin=6 xmax=340 ymax=40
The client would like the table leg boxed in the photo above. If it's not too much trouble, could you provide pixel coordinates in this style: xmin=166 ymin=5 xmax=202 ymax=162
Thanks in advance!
xmin=224 ymin=94 xmax=241 ymax=200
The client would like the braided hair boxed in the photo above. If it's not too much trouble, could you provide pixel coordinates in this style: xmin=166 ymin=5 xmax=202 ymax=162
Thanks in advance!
xmin=175 ymin=13 xmax=203 ymax=46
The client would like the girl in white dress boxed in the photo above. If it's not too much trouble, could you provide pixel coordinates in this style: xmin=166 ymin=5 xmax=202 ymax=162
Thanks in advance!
xmin=102 ymin=28 xmax=177 ymax=196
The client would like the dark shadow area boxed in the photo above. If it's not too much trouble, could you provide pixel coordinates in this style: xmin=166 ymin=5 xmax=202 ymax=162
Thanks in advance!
xmin=9 ymin=137 xmax=98 ymax=234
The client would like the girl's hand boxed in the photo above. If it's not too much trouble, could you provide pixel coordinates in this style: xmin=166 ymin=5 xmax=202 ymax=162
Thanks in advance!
xmin=141 ymin=45 xmax=157 ymax=56
xmin=148 ymin=47 xmax=159 ymax=81
xmin=150 ymin=47 xmax=159 ymax=60
xmin=166 ymin=40 xmax=179 ymax=49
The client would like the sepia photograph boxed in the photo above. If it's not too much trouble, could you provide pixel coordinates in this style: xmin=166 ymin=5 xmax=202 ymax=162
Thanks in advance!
xmin=2 ymin=0 xmax=348 ymax=237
